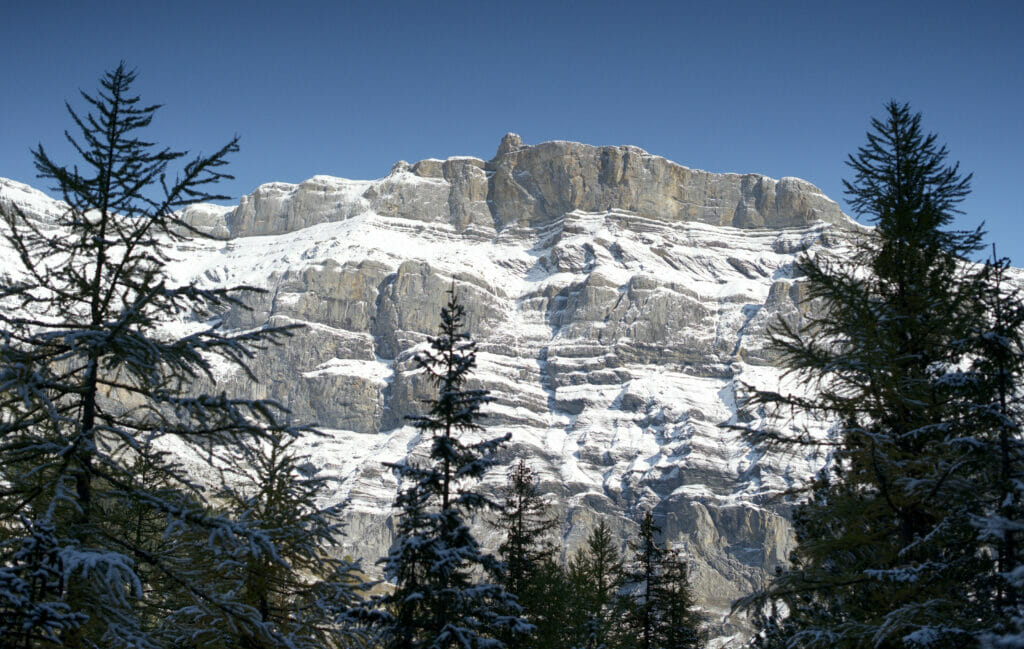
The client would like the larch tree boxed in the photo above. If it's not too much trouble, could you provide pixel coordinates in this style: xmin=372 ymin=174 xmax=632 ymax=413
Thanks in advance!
xmin=0 ymin=63 xmax=336 ymax=648
xmin=201 ymin=431 xmax=380 ymax=648
xmin=378 ymin=283 xmax=529 ymax=649
xmin=735 ymin=102 xmax=1016 ymax=648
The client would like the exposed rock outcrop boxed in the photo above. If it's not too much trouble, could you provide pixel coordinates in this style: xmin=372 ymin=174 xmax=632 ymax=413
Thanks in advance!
xmin=2 ymin=136 xmax=861 ymax=646
xmin=195 ymin=135 xmax=845 ymax=242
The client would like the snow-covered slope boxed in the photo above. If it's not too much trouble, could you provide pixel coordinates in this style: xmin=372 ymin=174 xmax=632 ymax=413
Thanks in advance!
xmin=1 ymin=135 xmax=862 ymax=645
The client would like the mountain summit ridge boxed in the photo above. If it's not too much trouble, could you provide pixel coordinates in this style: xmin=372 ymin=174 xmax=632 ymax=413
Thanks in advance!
xmin=175 ymin=134 xmax=850 ymax=241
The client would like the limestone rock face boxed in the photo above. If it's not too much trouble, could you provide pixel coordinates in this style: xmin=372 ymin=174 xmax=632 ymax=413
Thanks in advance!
xmin=486 ymin=139 xmax=844 ymax=234
xmin=1 ymin=137 xmax=865 ymax=646
xmin=208 ymin=135 xmax=845 ymax=243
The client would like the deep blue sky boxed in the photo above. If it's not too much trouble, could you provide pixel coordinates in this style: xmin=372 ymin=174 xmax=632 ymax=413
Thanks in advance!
xmin=3 ymin=1 xmax=1021 ymax=262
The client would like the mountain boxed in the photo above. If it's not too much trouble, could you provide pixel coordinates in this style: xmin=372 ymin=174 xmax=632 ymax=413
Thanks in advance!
xmin=1 ymin=134 xmax=858 ymax=646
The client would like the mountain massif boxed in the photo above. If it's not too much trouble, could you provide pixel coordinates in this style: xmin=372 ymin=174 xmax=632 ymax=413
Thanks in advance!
xmin=2 ymin=133 xmax=860 ymax=645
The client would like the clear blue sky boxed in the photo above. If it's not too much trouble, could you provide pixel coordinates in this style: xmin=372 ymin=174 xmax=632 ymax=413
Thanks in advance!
xmin=3 ymin=1 xmax=1021 ymax=263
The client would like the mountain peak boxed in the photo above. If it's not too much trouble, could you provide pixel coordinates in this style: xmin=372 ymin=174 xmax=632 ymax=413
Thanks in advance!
xmin=494 ymin=131 xmax=524 ymax=159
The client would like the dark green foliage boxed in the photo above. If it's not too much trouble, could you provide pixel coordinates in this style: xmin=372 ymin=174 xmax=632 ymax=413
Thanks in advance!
xmin=970 ymin=254 xmax=1024 ymax=647
xmin=491 ymin=459 xmax=562 ymax=649
xmin=202 ymin=432 xmax=379 ymax=648
xmin=0 ymin=63 xmax=345 ymax=648
xmin=620 ymin=512 xmax=665 ymax=649
xmin=653 ymin=549 xmax=702 ymax=649
xmin=736 ymin=102 xmax=1020 ymax=648
xmin=619 ymin=512 xmax=702 ymax=649
xmin=493 ymin=460 xmax=559 ymax=597
xmin=566 ymin=519 xmax=625 ymax=649
xmin=522 ymin=558 xmax=577 ymax=649
xmin=379 ymin=284 xmax=528 ymax=649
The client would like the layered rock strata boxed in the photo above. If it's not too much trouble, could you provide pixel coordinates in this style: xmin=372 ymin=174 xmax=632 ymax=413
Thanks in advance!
xmin=2 ymin=136 xmax=856 ymax=646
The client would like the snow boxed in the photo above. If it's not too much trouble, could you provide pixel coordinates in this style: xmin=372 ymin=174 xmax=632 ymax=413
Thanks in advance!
xmin=185 ymin=202 xmax=235 ymax=218
xmin=303 ymin=357 xmax=393 ymax=385
xmin=0 ymin=175 xmax=834 ymax=511
xmin=0 ymin=170 xmax=855 ymax=648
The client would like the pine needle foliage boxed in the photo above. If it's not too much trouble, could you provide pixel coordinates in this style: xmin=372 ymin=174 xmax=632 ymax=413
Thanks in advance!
xmin=0 ymin=516 xmax=89 ymax=645
xmin=492 ymin=460 xmax=559 ymax=598
xmin=0 ymin=63 xmax=309 ymax=648
xmin=490 ymin=459 xmax=561 ymax=649
xmin=619 ymin=512 xmax=702 ymax=649
xmin=566 ymin=519 xmax=624 ymax=649
xmin=971 ymin=253 xmax=1024 ymax=648
xmin=652 ymin=548 xmax=703 ymax=649
xmin=379 ymin=283 xmax=529 ymax=649
xmin=620 ymin=512 xmax=666 ymax=649
xmin=735 ymin=102 xmax=1020 ymax=648
xmin=204 ymin=431 xmax=380 ymax=649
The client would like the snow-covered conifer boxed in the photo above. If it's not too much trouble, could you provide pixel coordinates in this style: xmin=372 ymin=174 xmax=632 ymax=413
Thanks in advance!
xmin=971 ymin=254 xmax=1024 ymax=648
xmin=0 ymin=63 xmax=327 ymax=647
xmin=378 ymin=283 xmax=529 ymax=649
xmin=651 ymin=548 xmax=703 ymax=649
xmin=618 ymin=511 xmax=702 ymax=649
xmin=620 ymin=511 xmax=666 ymax=649
xmin=178 ymin=431 xmax=380 ymax=648
xmin=0 ymin=516 xmax=88 ymax=646
xmin=735 ymin=102 xmax=1019 ymax=648
xmin=492 ymin=460 xmax=558 ymax=598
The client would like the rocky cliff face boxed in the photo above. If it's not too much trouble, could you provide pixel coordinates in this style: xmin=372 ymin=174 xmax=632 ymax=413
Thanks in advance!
xmin=210 ymin=133 xmax=845 ymax=241
xmin=2 ymin=136 xmax=855 ymax=646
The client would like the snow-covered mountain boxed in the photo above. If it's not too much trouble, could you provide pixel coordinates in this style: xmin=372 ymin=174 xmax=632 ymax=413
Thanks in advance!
xmin=1 ymin=134 xmax=859 ymax=645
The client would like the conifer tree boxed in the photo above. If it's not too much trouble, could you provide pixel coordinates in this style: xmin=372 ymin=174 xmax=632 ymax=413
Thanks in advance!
xmin=0 ymin=63 xmax=309 ymax=648
xmin=379 ymin=283 xmax=529 ymax=649
xmin=970 ymin=252 xmax=1024 ymax=648
xmin=653 ymin=548 xmax=703 ymax=649
xmin=522 ymin=559 xmax=576 ymax=649
xmin=199 ymin=431 xmax=378 ymax=648
xmin=619 ymin=512 xmax=702 ymax=649
xmin=0 ymin=517 xmax=88 ymax=646
xmin=736 ymin=102 xmax=1009 ymax=648
xmin=566 ymin=518 xmax=624 ymax=649
xmin=620 ymin=511 xmax=665 ymax=649
xmin=491 ymin=459 xmax=561 ymax=649
xmin=493 ymin=460 xmax=558 ymax=598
